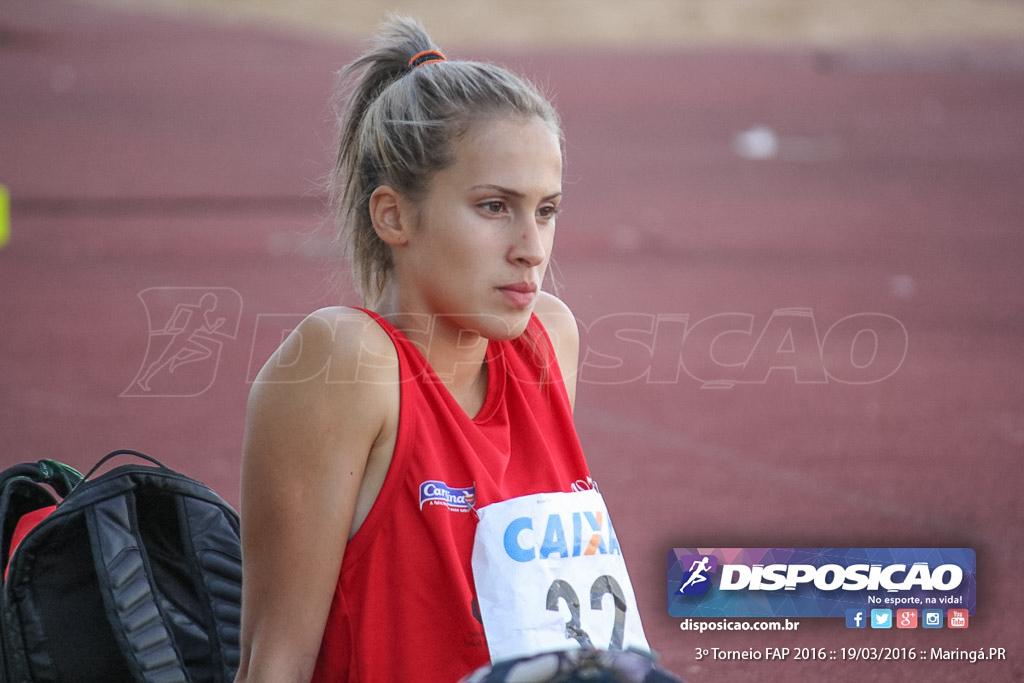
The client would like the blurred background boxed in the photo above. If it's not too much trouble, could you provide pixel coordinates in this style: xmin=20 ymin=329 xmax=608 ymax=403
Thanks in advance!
xmin=2 ymin=1 xmax=1023 ymax=680
xmin=77 ymin=0 xmax=1024 ymax=48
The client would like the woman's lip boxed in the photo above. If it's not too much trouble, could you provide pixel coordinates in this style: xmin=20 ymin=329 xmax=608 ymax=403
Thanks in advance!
xmin=497 ymin=283 xmax=537 ymax=307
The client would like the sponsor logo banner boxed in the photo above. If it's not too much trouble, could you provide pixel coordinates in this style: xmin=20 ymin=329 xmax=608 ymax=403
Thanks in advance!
xmin=419 ymin=480 xmax=476 ymax=512
xmin=667 ymin=548 xmax=975 ymax=618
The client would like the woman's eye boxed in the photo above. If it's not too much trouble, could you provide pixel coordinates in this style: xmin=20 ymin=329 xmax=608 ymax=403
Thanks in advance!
xmin=538 ymin=205 xmax=560 ymax=220
xmin=481 ymin=201 xmax=506 ymax=214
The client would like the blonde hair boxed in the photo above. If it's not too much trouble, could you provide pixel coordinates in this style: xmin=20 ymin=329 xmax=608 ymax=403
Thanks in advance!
xmin=329 ymin=15 xmax=562 ymax=306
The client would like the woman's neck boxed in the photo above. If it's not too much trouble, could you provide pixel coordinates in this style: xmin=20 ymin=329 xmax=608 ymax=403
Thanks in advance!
xmin=373 ymin=288 xmax=490 ymax=416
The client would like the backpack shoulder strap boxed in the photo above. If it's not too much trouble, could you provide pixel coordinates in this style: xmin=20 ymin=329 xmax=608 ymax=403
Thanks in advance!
xmin=175 ymin=489 xmax=243 ymax=680
xmin=85 ymin=490 xmax=192 ymax=683
xmin=1 ymin=460 xmax=82 ymax=570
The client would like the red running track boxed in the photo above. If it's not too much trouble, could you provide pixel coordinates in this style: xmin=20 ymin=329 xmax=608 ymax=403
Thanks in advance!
xmin=2 ymin=1 xmax=1023 ymax=680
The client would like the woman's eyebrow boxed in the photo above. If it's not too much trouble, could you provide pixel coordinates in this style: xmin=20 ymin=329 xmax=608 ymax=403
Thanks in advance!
xmin=470 ymin=184 xmax=563 ymax=201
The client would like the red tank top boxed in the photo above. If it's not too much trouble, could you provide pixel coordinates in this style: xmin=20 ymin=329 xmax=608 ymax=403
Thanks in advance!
xmin=312 ymin=310 xmax=592 ymax=682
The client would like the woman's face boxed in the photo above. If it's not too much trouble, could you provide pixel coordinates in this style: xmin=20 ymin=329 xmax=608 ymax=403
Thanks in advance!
xmin=394 ymin=115 xmax=563 ymax=343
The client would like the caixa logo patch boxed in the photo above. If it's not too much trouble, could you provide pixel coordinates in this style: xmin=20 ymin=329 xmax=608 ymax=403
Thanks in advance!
xmin=676 ymin=554 xmax=718 ymax=595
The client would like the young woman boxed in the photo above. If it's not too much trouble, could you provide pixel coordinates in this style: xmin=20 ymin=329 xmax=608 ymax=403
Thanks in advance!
xmin=235 ymin=17 xmax=647 ymax=683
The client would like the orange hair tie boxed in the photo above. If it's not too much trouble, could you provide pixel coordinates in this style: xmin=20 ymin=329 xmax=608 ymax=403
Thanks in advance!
xmin=408 ymin=49 xmax=447 ymax=69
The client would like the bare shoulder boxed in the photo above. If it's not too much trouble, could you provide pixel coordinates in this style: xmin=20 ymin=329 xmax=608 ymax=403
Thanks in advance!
xmin=251 ymin=306 xmax=397 ymax=389
xmin=244 ymin=305 xmax=399 ymax=478
xmin=533 ymin=291 xmax=579 ymax=350
xmin=532 ymin=292 xmax=581 ymax=408
xmin=242 ymin=304 xmax=400 ymax=534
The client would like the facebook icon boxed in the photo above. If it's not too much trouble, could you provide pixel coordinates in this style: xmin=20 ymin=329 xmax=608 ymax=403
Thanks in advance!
xmin=845 ymin=609 xmax=867 ymax=629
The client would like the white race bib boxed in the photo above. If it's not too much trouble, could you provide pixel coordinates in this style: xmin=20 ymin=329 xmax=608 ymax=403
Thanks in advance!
xmin=471 ymin=489 xmax=649 ymax=662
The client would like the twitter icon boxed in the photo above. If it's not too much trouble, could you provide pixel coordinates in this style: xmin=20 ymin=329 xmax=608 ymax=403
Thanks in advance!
xmin=870 ymin=609 xmax=893 ymax=629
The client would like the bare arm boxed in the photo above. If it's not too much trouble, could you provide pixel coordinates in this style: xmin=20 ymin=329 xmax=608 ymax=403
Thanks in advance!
xmin=234 ymin=308 xmax=397 ymax=682
xmin=534 ymin=292 xmax=581 ymax=411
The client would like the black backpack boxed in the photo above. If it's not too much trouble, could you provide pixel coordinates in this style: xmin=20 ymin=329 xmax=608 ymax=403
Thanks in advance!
xmin=0 ymin=450 xmax=242 ymax=682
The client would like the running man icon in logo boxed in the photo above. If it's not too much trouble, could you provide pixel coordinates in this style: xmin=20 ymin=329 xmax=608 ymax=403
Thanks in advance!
xmin=123 ymin=287 xmax=242 ymax=397
xmin=677 ymin=555 xmax=718 ymax=596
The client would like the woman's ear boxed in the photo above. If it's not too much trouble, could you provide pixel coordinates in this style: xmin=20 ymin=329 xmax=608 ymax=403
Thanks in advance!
xmin=369 ymin=186 xmax=409 ymax=246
